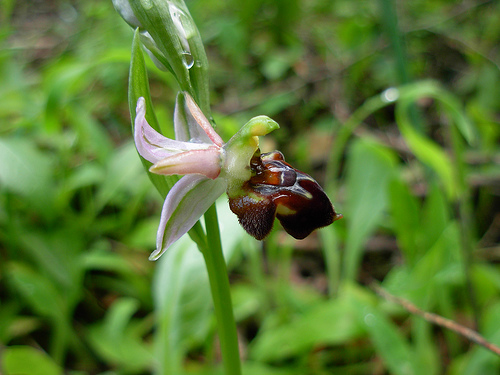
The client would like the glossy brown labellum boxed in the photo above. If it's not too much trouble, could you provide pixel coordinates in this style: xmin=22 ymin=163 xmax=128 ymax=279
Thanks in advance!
xmin=229 ymin=150 xmax=342 ymax=240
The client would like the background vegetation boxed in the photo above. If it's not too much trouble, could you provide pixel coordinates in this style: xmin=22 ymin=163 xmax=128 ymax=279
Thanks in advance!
xmin=1 ymin=0 xmax=499 ymax=374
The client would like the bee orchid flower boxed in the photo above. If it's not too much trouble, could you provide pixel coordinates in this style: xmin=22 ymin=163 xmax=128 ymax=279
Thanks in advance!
xmin=134 ymin=92 xmax=342 ymax=260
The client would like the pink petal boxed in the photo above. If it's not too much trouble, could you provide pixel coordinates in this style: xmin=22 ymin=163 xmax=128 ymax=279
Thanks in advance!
xmin=150 ymin=175 xmax=227 ymax=260
xmin=135 ymin=97 xmax=213 ymax=164
xmin=181 ymin=93 xmax=223 ymax=147
xmin=150 ymin=146 xmax=222 ymax=179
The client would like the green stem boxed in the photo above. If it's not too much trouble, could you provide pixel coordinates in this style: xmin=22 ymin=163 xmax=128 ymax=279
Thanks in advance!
xmin=323 ymin=93 xmax=391 ymax=290
xmin=202 ymin=204 xmax=242 ymax=375
xmin=325 ymin=92 xmax=390 ymax=194
xmin=320 ymin=227 xmax=341 ymax=298
xmin=50 ymin=315 xmax=69 ymax=365
xmin=379 ymin=0 xmax=423 ymax=132
xmin=379 ymin=0 xmax=410 ymax=85
xmin=450 ymin=123 xmax=479 ymax=328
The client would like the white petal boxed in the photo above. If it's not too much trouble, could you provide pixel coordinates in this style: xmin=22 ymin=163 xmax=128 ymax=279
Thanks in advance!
xmin=149 ymin=175 xmax=227 ymax=260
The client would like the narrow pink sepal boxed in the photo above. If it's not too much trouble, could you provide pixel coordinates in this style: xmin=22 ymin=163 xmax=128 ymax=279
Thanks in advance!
xmin=150 ymin=146 xmax=221 ymax=179
xmin=149 ymin=175 xmax=227 ymax=260
xmin=135 ymin=97 xmax=213 ymax=164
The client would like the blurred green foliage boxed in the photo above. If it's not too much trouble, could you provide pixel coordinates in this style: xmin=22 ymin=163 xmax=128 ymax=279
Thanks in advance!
xmin=1 ymin=0 xmax=499 ymax=374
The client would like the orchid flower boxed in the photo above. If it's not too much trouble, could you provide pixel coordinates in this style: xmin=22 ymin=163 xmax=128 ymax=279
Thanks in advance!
xmin=135 ymin=92 xmax=342 ymax=260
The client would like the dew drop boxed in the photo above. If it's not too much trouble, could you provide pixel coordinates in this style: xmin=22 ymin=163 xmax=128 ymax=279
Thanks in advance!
xmin=140 ymin=0 xmax=153 ymax=10
xmin=182 ymin=52 xmax=194 ymax=69
xmin=381 ymin=87 xmax=399 ymax=103
xmin=168 ymin=3 xmax=195 ymax=69
xmin=364 ymin=313 xmax=375 ymax=326
xmin=59 ymin=3 xmax=78 ymax=23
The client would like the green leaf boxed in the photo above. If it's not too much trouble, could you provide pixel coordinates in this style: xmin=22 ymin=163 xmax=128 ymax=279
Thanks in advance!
xmin=419 ymin=183 xmax=450 ymax=252
xmin=17 ymin=229 xmax=85 ymax=297
xmin=249 ymin=294 xmax=365 ymax=361
xmin=82 ymin=249 xmax=134 ymax=274
xmin=0 ymin=137 xmax=54 ymax=215
xmin=0 ymin=303 xmax=40 ymax=343
xmin=124 ymin=216 xmax=159 ymax=249
xmin=153 ymin=198 xmax=246 ymax=373
xmin=63 ymin=162 xmax=105 ymax=193
xmin=411 ymin=317 xmax=440 ymax=375
xmin=95 ymin=141 xmax=148 ymax=211
xmin=43 ymin=61 xmax=90 ymax=133
xmin=241 ymin=361 xmax=303 ymax=375
xmin=471 ymin=264 xmax=500 ymax=307
xmin=397 ymin=81 xmax=478 ymax=145
xmin=87 ymin=298 xmax=153 ymax=372
xmin=348 ymin=285 xmax=422 ymax=375
xmin=153 ymin=235 xmax=211 ymax=373
xmin=343 ymin=138 xmax=397 ymax=281
xmin=450 ymin=300 xmax=500 ymax=374
xmin=230 ymin=284 xmax=263 ymax=322
xmin=386 ymin=223 xmax=463 ymax=308
xmin=261 ymin=50 xmax=298 ymax=81
xmin=6 ymin=262 xmax=66 ymax=321
xmin=396 ymin=105 xmax=457 ymax=198
xmin=389 ymin=178 xmax=420 ymax=265
xmin=2 ymin=346 xmax=63 ymax=375
xmin=129 ymin=29 xmax=160 ymax=132
xmin=128 ymin=28 xmax=178 ymax=198
xmin=353 ymin=299 xmax=420 ymax=375
xmin=65 ymin=105 xmax=114 ymax=163
xmin=394 ymin=81 xmax=479 ymax=198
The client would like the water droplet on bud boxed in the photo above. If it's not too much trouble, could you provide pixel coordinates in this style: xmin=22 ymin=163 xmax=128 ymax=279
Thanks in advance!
xmin=182 ymin=52 xmax=194 ymax=69
xmin=140 ymin=0 xmax=153 ymax=10
xmin=168 ymin=3 xmax=195 ymax=69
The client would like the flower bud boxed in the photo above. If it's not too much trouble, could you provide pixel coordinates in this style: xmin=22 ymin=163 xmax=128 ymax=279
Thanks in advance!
xmin=112 ymin=0 xmax=142 ymax=28
xmin=122 ymin=0 xmax=210 ymax=111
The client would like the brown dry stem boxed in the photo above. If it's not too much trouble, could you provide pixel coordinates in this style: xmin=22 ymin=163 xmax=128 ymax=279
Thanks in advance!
xmin=370 ymin=282 xmax=500 ymax=357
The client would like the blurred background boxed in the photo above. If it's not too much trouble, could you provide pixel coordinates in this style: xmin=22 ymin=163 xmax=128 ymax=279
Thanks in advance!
xmin=1 ymin=0 xmax=499 ymax=374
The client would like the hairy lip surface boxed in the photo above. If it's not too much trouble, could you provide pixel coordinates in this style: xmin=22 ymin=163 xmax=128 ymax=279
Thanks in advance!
xmin=229 ymin=150 xmax=342 ymax=240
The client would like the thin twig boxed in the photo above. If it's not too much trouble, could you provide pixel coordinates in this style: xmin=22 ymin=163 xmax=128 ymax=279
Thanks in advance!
xmin=370 ymin=282 xmax=500 ymax=357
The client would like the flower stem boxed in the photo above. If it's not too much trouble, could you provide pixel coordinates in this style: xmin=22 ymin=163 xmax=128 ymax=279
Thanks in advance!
xmin=202 ymin=204 xmax=242 ymax=375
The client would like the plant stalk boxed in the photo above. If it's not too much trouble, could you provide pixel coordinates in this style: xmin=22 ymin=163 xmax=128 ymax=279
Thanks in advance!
xmin=202 ymin=204 xmax=242 ymax=375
